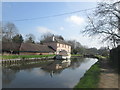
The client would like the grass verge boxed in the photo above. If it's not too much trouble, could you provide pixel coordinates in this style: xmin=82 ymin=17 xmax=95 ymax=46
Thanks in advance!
xmin=2 ymin=55 xmax=55 ymax=59
xmin=74 ymin=62 xmax=100 ymax=88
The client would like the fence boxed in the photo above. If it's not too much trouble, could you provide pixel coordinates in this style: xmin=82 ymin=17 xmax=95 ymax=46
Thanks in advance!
xmin=110 ymin=45 xmax=120 ymax=72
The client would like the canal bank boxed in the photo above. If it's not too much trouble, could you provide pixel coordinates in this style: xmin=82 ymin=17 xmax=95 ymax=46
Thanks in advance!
xmin=1 ymin=55 xmax=55 ymax=64
xmin=74 ymin=55 xmax=119 ymax=88
xmin=73 ymin=55 xmax=104 ymax=88
xmin=1 ymin=54 xmax=83 ymax=64
xmin=74 ymin=61 xmax=100 ymax=88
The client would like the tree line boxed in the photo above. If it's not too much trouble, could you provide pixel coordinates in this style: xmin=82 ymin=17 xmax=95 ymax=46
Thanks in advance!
xmin=1 ymin=22 xmax=109 ymax=56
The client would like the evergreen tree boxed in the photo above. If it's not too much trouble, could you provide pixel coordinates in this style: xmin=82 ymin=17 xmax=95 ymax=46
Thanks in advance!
xmin=12 ymin=34 xmax=24 ymax=43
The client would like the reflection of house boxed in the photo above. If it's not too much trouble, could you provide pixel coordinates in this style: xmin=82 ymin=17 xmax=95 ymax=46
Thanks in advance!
xmin=41 ymin=60 xmax=71 ymax=73
xmin=42 ymin=35 xmax=71 ymax=55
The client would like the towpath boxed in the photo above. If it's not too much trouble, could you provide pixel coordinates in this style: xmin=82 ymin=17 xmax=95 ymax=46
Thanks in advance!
xmin=98 ymin=59 xmax=119 ymax=88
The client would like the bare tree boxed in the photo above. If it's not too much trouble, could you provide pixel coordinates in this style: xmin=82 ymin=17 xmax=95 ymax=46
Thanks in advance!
xmin=67 ymin=40 xmax=82 ymax=54
xmin=2 ymin=22 xmax=18 ymax=42
xmin=40 ymin=32 xmax=53 ymax=43
xmin=83 ymin=1 xmax=120 ymax=48
xmin=25 ymin=34 xmax=35 ymax=43
xmin=40 ymin=32 xmax=64 ymax=43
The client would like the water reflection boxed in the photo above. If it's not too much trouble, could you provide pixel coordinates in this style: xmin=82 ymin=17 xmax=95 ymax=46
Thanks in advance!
xmin=2 ymin=58 xmax=98 ymax=88
xmin=41 ymin=60 xmax=71 ymax=77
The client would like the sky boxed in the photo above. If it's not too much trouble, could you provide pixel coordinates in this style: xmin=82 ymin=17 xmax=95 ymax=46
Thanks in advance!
xmin=2 ymin=1 xmax=108 ymax=49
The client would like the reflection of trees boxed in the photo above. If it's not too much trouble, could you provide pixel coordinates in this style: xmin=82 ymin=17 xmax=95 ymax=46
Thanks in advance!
xmin=2 ymin=57 xmax=91 ymax=83
xmin=69 ymin=58 xmax=82 ymax=69
xmin=25 ymin=68 xmax=33 ymax=73
xmin=69 ymin=58 xmax=89 ymax=69
xmin=2 ymin=60 xmax=54 ymax=87
xmin=3 ymin=60 xmax=53 ymax=71
xmin=2 ymin=68 xmax=18 ymax=87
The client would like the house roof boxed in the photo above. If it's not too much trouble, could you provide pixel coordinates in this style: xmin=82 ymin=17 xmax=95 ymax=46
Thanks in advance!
xmin=20 ymin=43 xmax=55 ymax=53
xmin=42 ymin=36 xmax=71 ymax=46
xmin=2 ymin=42 xmax=56 ymax=53
xmin=2 ymin=42 xmax=21 ymax=51
xmin=55 ymin=38 xmax=71 ymax=45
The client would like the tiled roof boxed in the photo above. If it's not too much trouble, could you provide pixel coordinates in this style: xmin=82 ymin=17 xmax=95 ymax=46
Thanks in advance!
xmin=2 ymin=42 xmax=21 ymax=51
xmin=20 ymin=43 xmax=55 ymax=53
xmin=42 ymin=36 xmax=71 ymax=45
xmin=2 ymin=42 xmax=56 ymax=53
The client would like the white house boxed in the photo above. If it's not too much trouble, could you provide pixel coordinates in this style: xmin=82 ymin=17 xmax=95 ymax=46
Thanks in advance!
xmin=43 ymin=35 xmax=71 ymax=55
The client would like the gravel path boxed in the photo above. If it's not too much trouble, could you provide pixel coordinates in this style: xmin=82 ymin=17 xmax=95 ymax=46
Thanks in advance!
xmin=98 ymin=59 xmax=119 ymax=88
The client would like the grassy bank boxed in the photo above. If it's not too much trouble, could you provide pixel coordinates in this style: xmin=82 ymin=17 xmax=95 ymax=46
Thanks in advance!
xmin=74 ymin=62 xmax=100 ymax=88
xmin=2 ymin=54 xmax=55 ymax=59
xmin=95 ymin=55 xmax=108 ymax=59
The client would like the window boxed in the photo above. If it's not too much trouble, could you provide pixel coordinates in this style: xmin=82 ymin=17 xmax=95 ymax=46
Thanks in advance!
xmin=60 ymin=44 xmax=62 ymax=47
xmin=57 ymin=43 xmax=59 ymax=47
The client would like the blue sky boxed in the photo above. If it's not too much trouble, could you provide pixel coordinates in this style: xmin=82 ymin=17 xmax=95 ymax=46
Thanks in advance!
xmin=2 ymin=2 xmax=108 ymax=49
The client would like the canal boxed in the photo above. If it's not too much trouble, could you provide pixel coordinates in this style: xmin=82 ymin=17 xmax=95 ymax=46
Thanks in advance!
xmin=2 ymin=57 xmax=98 ymax=88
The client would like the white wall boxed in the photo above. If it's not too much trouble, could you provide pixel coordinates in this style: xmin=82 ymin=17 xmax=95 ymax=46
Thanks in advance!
xmin=56 ymin=43 xmax=71 ymax=54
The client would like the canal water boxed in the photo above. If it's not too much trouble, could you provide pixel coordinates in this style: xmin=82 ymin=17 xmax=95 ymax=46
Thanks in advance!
xmin=2 ymin=57 xmax=98 ymax=88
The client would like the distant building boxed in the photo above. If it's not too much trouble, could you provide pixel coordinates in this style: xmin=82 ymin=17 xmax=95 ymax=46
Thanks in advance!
xmin=42 ymin=35 xmax=71 ymax=55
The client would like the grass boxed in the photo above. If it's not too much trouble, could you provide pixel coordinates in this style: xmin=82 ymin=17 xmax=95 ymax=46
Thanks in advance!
xmin=2 ymin=54 xmax=55 ymax=59
xmin=71 ymin=54 xmax=83 ymax=56
xmin=74 ymin=62 xmax=100 ymax=88
xmin=95 ymin=55 xmax=108 ymax=59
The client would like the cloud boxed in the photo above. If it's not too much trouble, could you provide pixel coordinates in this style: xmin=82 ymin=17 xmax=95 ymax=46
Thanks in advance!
xmin=37 ymin=26 xmax=56 ymax=34
xmin=60 ymin=26 xmax=64 ymax=30
xmin=66 ymin=15 xmax=84 ymax=25
xmin=68 ymin=35 xmax=107 ymax=49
